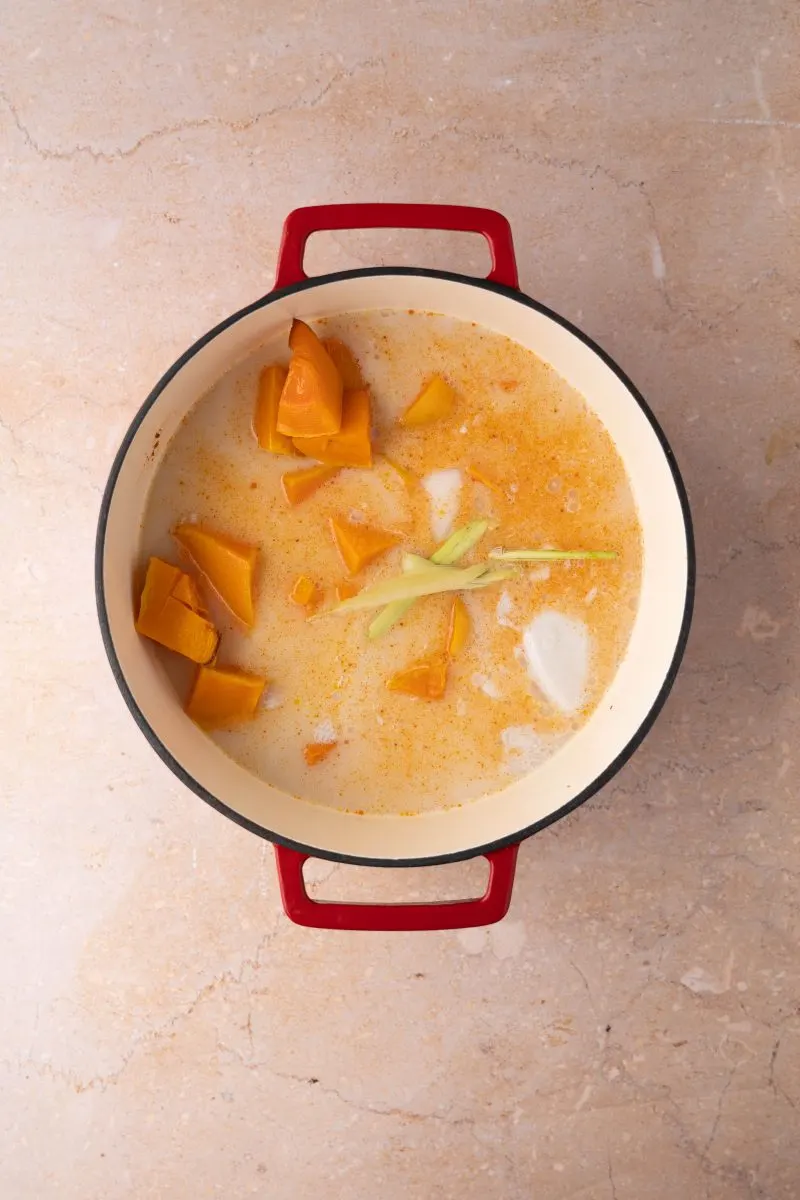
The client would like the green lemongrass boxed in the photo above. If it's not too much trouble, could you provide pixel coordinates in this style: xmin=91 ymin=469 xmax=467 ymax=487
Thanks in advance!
xmin=461 ymin=567 xmax=518 ymax=588
xmin=326 ymin=563 xmax=487 ymax=616
xmin=432 ymin=520 xmax=492 ymax=565
xmin=402 ymin=553 xmax=517 ymax=588
xmin=402 ymin=552 xmax=452 ymax=573
xmin=368 ymin=520 xmax=490 ymax=639
xmin=488 ymin=548 xmax=617 ymax=562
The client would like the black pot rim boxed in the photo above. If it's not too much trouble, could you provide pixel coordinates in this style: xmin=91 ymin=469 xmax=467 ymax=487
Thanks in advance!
xmin=95 ymin=266 xmax=695 ymax=869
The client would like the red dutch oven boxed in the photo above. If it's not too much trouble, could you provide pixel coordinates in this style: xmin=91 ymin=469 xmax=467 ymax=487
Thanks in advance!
xmin=96 ymin=204 xmax=694 ymax=931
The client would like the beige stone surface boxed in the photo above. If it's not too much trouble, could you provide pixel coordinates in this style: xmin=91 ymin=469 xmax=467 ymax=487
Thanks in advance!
xmin=2 ymin=1 xmax=799 ymax=1196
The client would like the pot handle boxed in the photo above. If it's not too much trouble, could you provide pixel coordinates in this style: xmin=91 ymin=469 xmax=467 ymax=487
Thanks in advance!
xmin=273 ymin=203 xmax=519 ymax=290
xmin=273 ymin=843 xmax=519 ymax=931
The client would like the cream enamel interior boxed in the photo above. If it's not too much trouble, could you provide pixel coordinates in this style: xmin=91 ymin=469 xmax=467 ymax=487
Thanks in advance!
xmin=101 ymin=274 xmax=689 ymax=861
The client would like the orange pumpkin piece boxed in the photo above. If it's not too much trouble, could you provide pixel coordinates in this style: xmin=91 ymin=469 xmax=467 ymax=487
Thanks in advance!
xmin=387 ymin=658 xmax=448 ymax=700
xmin=138 ymin=556 xmax=182 ymax=609
xmin=281 ymin=463 xmax=339 ymax=505
xmin=447 ymin=596 xmax=471 ymax=658
xmin=185 ymin=664 xmax=266 ymax=730
xmin=329 ymin=515 xmax=399 ymax=575
xmin=276 ymin=320 xmax=343 ymax=438
xmin=290 ymin=575 xmax=318 ymax=607
xmin=399 ymin=374 xmax=457 ymax=427
xmin=171 ymin=571 xmax=206 ymax=614
xmin=288 ymin=318 xmax=327 ymax=359
xmin=254 ymin=364 xmax=296 ymax=455
xmin=173 ymin=524 xmax=258 ymax=627
xmin=140 ymin=600 xmax=219 ymax=663
xmin=292 ymin=388 xmax=373 ymax=468
xmin=321 ymin=337 xmax=364 ymax=390
xmin=135 ymin=557 xmax=219 ymax=664
xmin=335 ymin=580 xmax=359 ymax=602
xmin=303 ymin=741 xmax=338 ymax=766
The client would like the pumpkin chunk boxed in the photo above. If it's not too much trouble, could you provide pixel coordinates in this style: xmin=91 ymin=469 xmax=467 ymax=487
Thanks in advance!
xmin=292 ymin=388 xmax=372 ymax=468
xmin=173 ymin=524 xmax=258 ymax=627
xmin=288 ymin=318 xmax=327 ymax=359
xmin=290 ymin=575 xmax=318 ymax=607
xmin=320 ymin=337 xmax=364 ymax=390
xmin=281 ymin=463 xmax=339 ymax=505
xmin=303 ymin=741 xmax=337 ymax=766
xmin=387 ymin=658 xmax=448 ymax=700
xmin=171 ymin=571 xmax=206 ymax=614
xmin=276 ymin=319 xmax=343 ymax=438
xmin=254 ymin=364 xmax=296 ymax=455
xmin=139 ymin=599 xmax=219 ymax=663
xmin=335 ymin=580 xmax=359 ymax=602
xmin=399 ymin=374 xmax=457 ymax=427
xmin=136 ymin=557 xmax=219 ymax=663
xmin=185 ymin=664 xmax=266 ymax=729
xmin=329 ymin=515 xmax=399 ymax=575
xmin=447 ymin=596 xmax=471 ymax=658
xmin=139 ymin=556 xmax=182 ymax=612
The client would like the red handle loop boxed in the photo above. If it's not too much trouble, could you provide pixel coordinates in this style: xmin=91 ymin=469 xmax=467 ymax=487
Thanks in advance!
xmin=273 ymin=203 xmax=519 ymax=291
xmin=274 ymin=843 xmax=519 ymax=931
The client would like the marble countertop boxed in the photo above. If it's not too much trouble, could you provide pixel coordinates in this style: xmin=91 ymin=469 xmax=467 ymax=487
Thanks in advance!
xmin=2 ymin=2 xmax=799 ymax=1197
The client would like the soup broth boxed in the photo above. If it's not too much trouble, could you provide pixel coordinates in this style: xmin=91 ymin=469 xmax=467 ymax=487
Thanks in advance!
xmin=140 ymin=310 xmax=642 ymax=814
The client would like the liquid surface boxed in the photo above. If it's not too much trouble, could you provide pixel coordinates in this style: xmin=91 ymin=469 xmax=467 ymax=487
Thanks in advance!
xmin=141 ymin=310 xmax=642 ymax=814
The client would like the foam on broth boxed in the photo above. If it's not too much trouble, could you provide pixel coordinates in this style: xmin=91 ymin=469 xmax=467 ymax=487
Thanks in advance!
xmin=140 ymin=310 xmax=642 ymax=814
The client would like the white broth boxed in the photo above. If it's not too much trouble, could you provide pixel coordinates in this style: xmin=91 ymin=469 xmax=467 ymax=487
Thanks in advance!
xmin=140 ymin=310 xmax=642 ymax=815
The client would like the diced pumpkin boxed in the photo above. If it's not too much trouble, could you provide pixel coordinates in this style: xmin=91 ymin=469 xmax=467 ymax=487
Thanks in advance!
xmin=136 ymin=557 xmax=219 ymax=663
xmin=329 ymin=515 xmax=399 ymax=575
xmin=276 ymin=320 xmax=343 ymax=438
xmin=399 ymin=374 xmax=457 ymax=427
xmin=292 ymin=389 xmax=372 ymax=468
xmin=173 ymin=524 xmax=258 ymax=627
xmin=321 ymin=337 xmax=364 ymax=390
xmin=303 ymin=741 xmax=337 ymax=766
xmin=447 ymin=596 xmax=470 ymax=658
xmin=467 ymin=464 xmax=504 ymax=497
xmin=382 ymin=454 xmax=417 ymax=489
xmin=185 ymin=664 xmax=266 ymax=730
xmin=138 ymin=556 xmax=182 ymax=615
xmin=335 ymin=580 xmax=359 ymax=602
xmin=277 ymin=356 xmax=342 ymax=438
xmin=281 ymin=463 xmax=339 ymax=505
xmin=288 ymin=318 xmax=326 ymax=360
xmin=254 ymin=364 xmax=296 ymax=455
xmin=171 ymin=571 xmax=206 ymax=614
xmin=387 ymin=658 xmax=448 ymax=700
xmin=290 ymin=575 xmax=318 ymax=607
xmin=139 ymin=598 xmax=219 ymax=663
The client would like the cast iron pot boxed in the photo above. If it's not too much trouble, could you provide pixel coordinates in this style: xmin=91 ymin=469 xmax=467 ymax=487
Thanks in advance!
xmin=96 ymin=203 xmax=694 ymax=931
